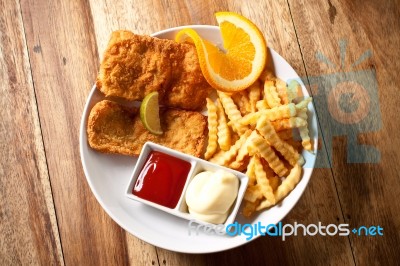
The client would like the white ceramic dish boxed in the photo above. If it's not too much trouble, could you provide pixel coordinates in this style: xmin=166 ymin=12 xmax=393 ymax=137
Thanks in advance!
xmin=79 ymin=25 xmax=318 ymax=253
xmin=125 ymin=142 xmax=249 ymax=228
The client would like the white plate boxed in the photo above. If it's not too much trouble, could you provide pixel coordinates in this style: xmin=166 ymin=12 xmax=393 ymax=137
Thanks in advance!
xmin=79 ymin=25 xmax=318 ymax=253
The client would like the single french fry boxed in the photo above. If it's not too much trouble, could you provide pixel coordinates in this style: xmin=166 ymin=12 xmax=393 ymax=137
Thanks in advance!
xmin=275 ymin=164 xmax=302 ymax=202
xmin=248 ymin=82 xmax=261 ymax=112
xmin=228 ymin=159 xmax=248 ymax=172
xmin=287 ymin=80 xmax=301 ymax=103
xmin=275 ymin=78 xmax=289 ymax=104
xmin=240 ymin=103 xmax=297 ymax=125
xmin=297 ymin=109 xmax=312 ymax=151
xmin=264 ymin=80 xmax=281 ymax=108
xmin=295 ymin=97 xmax=312 ymax=111
xmin=218 ymin=92 xmax=249 ymax=135
xmin=247 ymin=134 xmax=288 ymax=177
xmin=216 ymin=98 xmax=231 ymax=151
xmin=204 ymin=98 xmax=218 ymax=160
xmin=256 ymin=116 xmax=301 ymax=166
xmin=232 ymin=91 xmax=252 ymax=116
xmin=209 ymin=130 xmax=251 ymax=166
xmin=271 ymin=117 xmax=307 ymax=132
xmin=246 ymin=155 xmax=257 ymax=186
xmin=253 ymin=155 xmax=275 ymax=204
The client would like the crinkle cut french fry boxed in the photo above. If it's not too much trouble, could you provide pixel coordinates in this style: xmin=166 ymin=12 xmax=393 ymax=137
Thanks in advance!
xmin=239 ymin=112 xmax=260 ymax=126
xmin=275 ymin=78 xmax=289 ymax=105
xmin=264 ymin=80 xmax=281 ymax=108
xmin=266 ymin=103 xmax=296 ymax=121
xmin=253 ymin=155 xmax=275 ymax=204
xmin=218 ymin=91 xmax=249 ymax=134
xmin=287 ymin=80 xmax=301 ymax=103
xmin=204 ymin=98 xmax=218 ymax=160
xmin=295 ymin=97 xmax=312 ymax=111
xmin=256 ymin=116 xmax=301 ymax=166
xmin=246 ymin=155 xmax=257 ymax=186
xmin=299 ymin=128 xmax=312 ymax=151
xmin=228 ymin=159 xmax=248 ymax=172
xmin=240 ymin=103 xmax=297 ymax=125
xmin=209 ymin=130 xmax=251 ymax=166
xmin=297 ymin=109 xmax=312 ymax=151
xmin=216 ymin=98 xmax=231 ymax=151
xmin=248 ymin=82 xmax=261 ymax=112
xmin=232 ymin=91 xmax=251 ymax=116
xmin=271 ymin=117 xmax=307 ymax=132
xmin=275 ymin=164 xmax=302 ymax=202
xmin=247 ymin=134 xmax=288 ymax=177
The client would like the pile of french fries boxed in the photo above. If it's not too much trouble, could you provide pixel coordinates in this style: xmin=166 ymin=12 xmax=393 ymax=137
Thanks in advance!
xmin=204 ymin=70 xmax=313 ymax=217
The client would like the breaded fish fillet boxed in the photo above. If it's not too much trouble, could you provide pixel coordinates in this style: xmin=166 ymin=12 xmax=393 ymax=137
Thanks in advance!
xmin=96 ymin=30 xmax=212 ymax=110
xmin=87 ymin=100 xmax=207 ymax=157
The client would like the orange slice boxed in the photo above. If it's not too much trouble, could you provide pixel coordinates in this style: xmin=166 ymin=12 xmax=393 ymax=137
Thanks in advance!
xmin=175 ymin=12 xmax=267 ymax=92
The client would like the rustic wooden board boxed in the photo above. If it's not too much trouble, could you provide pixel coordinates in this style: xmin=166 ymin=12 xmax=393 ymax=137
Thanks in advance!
xmin=0 ymin=0 xmax=63 ymax=264
xmin=288 ymin=0 xmax=400 ymax=263
xmin=4 ymin=0 xmax=397 ymax=264
xmin=19 ymin=0 xmax=159 ymax=264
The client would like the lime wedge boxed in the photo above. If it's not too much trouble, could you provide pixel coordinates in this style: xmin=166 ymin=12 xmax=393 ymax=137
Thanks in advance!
xmin=140 ymin=92 xmax=163 ymax=135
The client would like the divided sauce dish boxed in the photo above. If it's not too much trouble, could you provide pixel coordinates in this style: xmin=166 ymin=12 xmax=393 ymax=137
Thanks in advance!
xmin=125 ymin=142 xmax=249 ymax=227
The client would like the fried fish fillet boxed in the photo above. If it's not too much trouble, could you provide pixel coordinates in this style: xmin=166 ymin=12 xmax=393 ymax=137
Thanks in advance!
xmin=96 ymin=30 xmax=212 ymax=110
xmin=87 ymin=100 xmax=207 ymax=157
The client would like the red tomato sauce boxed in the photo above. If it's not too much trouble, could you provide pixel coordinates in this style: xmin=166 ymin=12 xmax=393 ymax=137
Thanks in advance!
xmin=133 ymin=151 xmax=191 ymax=209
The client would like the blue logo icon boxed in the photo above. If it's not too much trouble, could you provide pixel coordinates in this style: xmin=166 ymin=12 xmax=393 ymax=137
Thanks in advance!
xmin=299 ymin=40 xmax=382 ymax=167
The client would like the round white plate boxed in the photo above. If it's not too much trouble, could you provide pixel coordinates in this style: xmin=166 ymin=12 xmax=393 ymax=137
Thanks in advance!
xmin=79 ymin=25 xmax=318 ymax=253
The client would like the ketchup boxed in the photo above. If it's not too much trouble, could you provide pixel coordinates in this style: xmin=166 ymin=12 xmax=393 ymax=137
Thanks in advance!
xmin=133 ymin=151 xmax=191 ymax=208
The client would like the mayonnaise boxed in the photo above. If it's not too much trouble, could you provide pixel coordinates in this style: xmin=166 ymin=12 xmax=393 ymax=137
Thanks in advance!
xmin=185 ymin=170 xmax=239 ymax=224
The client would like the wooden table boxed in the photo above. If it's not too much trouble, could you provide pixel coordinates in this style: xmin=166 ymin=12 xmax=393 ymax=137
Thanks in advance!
xmin=1 ymin=0 xmax=399 ymax=264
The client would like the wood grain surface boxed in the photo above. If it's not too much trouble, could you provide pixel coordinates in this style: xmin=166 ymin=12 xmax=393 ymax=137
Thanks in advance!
xmin=289 ymin=0 xmax=400 ymax=264
xmin=0 ymin=0 xmax=63 ymax=264
xmin=1 ymin=0 xmax=399 ymax=265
